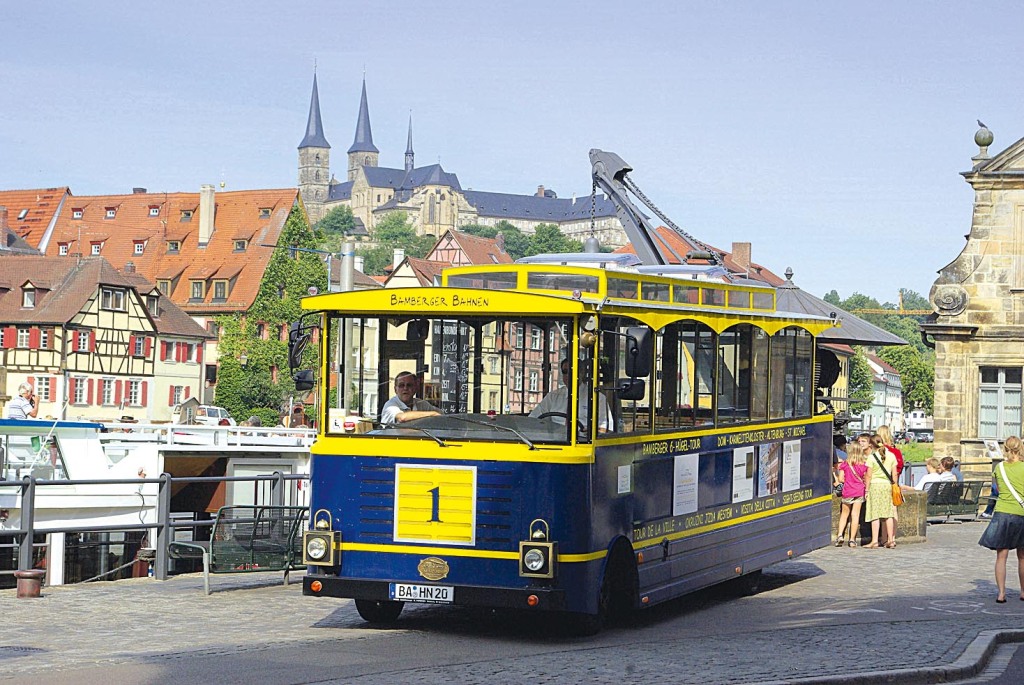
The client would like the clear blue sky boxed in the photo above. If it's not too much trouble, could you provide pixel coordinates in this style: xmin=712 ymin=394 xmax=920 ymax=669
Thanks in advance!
xmin=3 ymin=2 xmax=1023 ymax=303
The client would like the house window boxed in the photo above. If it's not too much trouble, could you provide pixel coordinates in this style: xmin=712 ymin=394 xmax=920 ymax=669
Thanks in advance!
xmin=134 ymin=336 xmax=145 ymax=356
xmin=167 ymin=241 xmax=180 ymax=253
xmin=514 ymin=369 xmax=523 ymax=391
xmin=73 ymin=377 xmax=87 ymax=404
xmin=22 ymin=288 xmax=35 ymax=308
xmin=233 ymin=240 xmax=247 ymax=252
xmin=17 ymin=328 xmax=30 ymax=348
xmin=127 ymin=380 xmax=142 ymax=406
xmin=489 ymin=357 xmax=498 ymax=374
xmin=59 ymin=243 xmax=69 ymax=255
xmin=101 ymin=379 xmax=115 ymax=405
xmin=91 ymin=242 xmax=102 ymax=255
xmin=256 ymin=323 xmax=266 ymax=339
xmin=190 ymin=281 xmax=205 ymax=300
xmin=259 ymin=208 xmax=271 ymax=219
xmin=40 ymin=329 xmax=49 ymax=349
xmin=979 ymin=367 xmax=1023 ymax=439
xmin=157 ymin=280 xmax=171 ymax=296
xmin=18 ymin=209 xmax=29 ymax=220
xmin=76 ymin=331 xmax=90 ymax=352
xmin=207 ymin=321 xmax=220 ymax=337
xmin=213 ymin=280 xmax=227 ymax=300
xmin=147 ymin=295 xmax=159 ymax=317
xmin=105 ymin=208 xmax=116 ymax=219
xmin=171 ymin=386 xmax=183 ymax=406
xmin=134 ymin=241 xmax=145 ymax=255
xmin=181 ymin=209 xmax=193 ymax=220
xmin=530 ymin=327 xmax=541 ymax=350
xmin=101 ymin=288 xmax=126 ymax=311
xmin=149 ymin=206 xmax=160 ymax=217
xmin=186 ymin=343 xmax=198 ymax=362
xmin=72 ymin=208 xmax=83 ymax=219
xmin=36 ymin=377 xmax=52 ymax=402
xmin=529 ymin=370 xmax=539 ymax=392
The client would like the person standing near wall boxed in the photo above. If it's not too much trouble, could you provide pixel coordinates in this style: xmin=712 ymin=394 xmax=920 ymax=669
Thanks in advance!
xmin=978 ymin=436 xmax=1024 ymax=603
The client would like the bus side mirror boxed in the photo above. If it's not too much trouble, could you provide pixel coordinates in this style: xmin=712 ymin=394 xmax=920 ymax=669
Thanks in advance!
xmin=288 ymin=322 xmax=309 ymax=371
xmin=618 ymin=378 xmax=646 ymax=401
xmin=293 ymin=369 xmax=315 ymax=392
xmin=624 ymin=327 xmax=653 ymax=378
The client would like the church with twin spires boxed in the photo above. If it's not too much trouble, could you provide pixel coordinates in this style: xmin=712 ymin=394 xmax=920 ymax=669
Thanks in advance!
xmin=297 ymin=74 xmax=626 ymax=247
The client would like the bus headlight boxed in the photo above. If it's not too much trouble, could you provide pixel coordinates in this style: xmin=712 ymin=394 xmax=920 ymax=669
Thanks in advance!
xmin=523 ymin=549 xmax=546 ymax=572
xmin=303 ymin=530 xmax=339 ymax=566
xmin=520 ymin=519 xmax=557 ymax=579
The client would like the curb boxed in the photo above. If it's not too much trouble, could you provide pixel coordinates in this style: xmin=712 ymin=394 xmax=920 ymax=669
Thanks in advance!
xmin=752 ymin=629 xmax=1024 ymax=685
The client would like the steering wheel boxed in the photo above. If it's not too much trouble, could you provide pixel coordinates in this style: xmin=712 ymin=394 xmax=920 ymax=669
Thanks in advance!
xmin=535 ymin=411 xmax=586 ymax=433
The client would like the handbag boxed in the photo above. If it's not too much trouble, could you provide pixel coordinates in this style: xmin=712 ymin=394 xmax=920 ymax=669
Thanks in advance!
xmin=873 ymin=453 xmax=903 ymax=507
xmin=833 ymin=482 xmax=844 ymax=497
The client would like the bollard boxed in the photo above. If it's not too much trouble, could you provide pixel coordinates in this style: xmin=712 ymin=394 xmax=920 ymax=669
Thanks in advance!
xmin=14 ymin=569 xmax=47 ymax=598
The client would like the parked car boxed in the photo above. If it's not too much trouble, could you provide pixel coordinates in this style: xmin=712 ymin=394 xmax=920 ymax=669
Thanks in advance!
xmin=917 ymin=432 xmax=934 ymax=443
xmin=193 ymin=405 xmax=236 ymax=426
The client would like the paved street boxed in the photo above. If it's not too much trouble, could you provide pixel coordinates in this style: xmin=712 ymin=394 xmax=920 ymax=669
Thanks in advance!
xmin=3 ymin=521 xmax=1024 ymax=685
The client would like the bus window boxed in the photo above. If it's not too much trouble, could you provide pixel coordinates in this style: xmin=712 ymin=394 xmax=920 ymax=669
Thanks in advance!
xmin=655 ymin=320 xmax=716 ymax=432
xmin=716 ymin=324 xmax=770 ymax=425
xmin=769 ymin=326 xmax=814 ymax=419
xmin=599 ymin=317 xmax=653 ymax=435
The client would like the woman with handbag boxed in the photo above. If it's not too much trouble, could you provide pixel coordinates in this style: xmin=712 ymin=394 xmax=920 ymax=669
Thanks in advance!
xmin=861 ymin=433 xmax=898 ymax=549
xmin=978 ymin=435 xmax=1024 ymax=603
xmin=834 ymin=443 xmax=869 ymax=547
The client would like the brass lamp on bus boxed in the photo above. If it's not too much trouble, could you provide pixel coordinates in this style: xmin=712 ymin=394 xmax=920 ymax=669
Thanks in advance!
xmin=520 ymin=519 xmax=557 ymax=579
xmin=303 ymin=509 xmax=341 ymax=567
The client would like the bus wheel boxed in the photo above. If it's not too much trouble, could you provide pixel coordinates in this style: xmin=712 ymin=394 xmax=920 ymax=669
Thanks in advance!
xmin=355 ymin=599 xmax=404 ymax=624
xmin=567 ymin=545 xmax=635 ymax=636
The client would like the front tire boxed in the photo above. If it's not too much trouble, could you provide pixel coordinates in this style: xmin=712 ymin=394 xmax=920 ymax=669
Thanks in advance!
xmin=355 ymin=599 xmax=404 ymax=624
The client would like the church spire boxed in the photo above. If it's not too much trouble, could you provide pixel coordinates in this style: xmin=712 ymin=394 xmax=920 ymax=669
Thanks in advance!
xmin=348 ymin=77 xmax=379 ymax=154
xmin=298 ymin=72 xmax=330 ymax=149
xmin=405 ymin=113 xmax=414 ymax=172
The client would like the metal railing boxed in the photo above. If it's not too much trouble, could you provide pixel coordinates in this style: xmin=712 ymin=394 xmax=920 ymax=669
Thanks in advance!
xmin=0 ymin=471 xmax=308 ymax=583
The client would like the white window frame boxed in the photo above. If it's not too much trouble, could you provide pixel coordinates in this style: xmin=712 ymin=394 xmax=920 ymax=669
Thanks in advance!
xmin=134 ymin=242 xmax=145 ymax=255
xmin=91 ymin=243 xmax=102 ymax=255
xmin=105 ymin=208 xmax=116 ymax=219
xmin=529 ymin=370 xmax=539 ymax=392
xmin=76 ymin=331 xmax=90 ymax=352
xmin=514 ymin=369 xmax=523 ymax=391
xmin=134 ymin=336 xmax=145 ymax=356
xmin=171 ymin=386 xmax=183 ymax=406
xmin=59 ymin=243 xmax=69 ymax=255
xmin=17 ymin=328 xmax=30 ymax=348
xmin=39 ymin=328 xmax=49 ymax=349
xmin=101 ymin=288 xmax=126 ymax=311
xmin=72 ymin=209 xmax=83 ymax=219
xmin=979 ymin=366 xmax=1023 ymax=439
xmin=101 ymin=378 xmax=115 ymax=406
xmin=22 ymin=288 xmax=35 ymax=308
xmin=530 ymin=327 xmax=541 ymax=350
xmin=149 ymin=207 xmax=160 ymax=217
xmin=73 ymin=376 xmax=87 ymax=404
xmin=36 ymin=377 xmax=52 ymax=402
xmin=127 ymin=380 xmax=142 ymax=407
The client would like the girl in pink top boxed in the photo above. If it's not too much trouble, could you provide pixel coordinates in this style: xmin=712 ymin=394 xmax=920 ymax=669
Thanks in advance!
xmin=834 ymin=443 xmax=869 ymax=547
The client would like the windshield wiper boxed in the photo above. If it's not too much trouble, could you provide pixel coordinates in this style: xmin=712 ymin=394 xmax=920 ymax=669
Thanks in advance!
xmin=448 ymin=415 xmax=545 ymax=450
xmin=392 ymin=424 xmax=448 ymax=447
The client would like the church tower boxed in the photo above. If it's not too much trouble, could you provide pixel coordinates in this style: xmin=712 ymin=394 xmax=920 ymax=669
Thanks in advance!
xmin=405 ymin=114 xmax=415 ymax=172
xmin=347 ymin=78 xmax=379 ymax=181
xmin=298 ymin=72 xmax=331 ymax=224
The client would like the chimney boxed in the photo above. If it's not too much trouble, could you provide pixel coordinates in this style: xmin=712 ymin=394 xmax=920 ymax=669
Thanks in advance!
xmin=353 ymin=255 xmax=365 ymax=273
xmin=731 ymin=241 xmax=752 ymax=273
xmin=0 ymin=206 xmax=7 ymax=231
xmin=393 ymin=248 xmax=405 ymax=269
xmin=536 ymin=185 xmax=545 ymax=197
xmin=132 ymin=187 xmax=147 ymax=194
xmin=124 ymin=261 xmax=136 ymax=274
xmin=495 ymin=232 xmax=506 ymax=253
xmin=199 ymin=184 xmax=216 ymax=247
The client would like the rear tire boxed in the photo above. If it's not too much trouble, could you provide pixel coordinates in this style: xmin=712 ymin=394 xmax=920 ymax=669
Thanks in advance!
xmin=565 ymin=542 xmax=636 ymax=636
xmin=355 ymin=599 xmax=404 ymax=624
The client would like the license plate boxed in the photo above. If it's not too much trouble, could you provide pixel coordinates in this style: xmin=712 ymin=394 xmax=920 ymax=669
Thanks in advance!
xmin=389 ymin=583 xmax=454 ymax=604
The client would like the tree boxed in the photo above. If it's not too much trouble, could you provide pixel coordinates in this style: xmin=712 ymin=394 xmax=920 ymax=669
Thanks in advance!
xmin=356 ymin=212 xmax=435 ymax=275
xmin=314 ymin=205 xmax=356 ymax=255
xmin=528 ymin=223 xmax=582 ymax=255
xmin=879 ymin=345 xmax=935 ymax=414
xmin=848 ymin=348 xmax=875 ymax=416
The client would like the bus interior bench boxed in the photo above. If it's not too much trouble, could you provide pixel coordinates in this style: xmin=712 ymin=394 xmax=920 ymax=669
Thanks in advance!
xmin=168 ymin=505 xmax=309 ymax=595
xmin=925 ymin=480 xmax=988 ymax=523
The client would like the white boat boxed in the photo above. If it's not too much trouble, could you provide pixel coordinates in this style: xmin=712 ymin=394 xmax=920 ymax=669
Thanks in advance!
xmin=1 ymin=418 xmax=312 ymax=586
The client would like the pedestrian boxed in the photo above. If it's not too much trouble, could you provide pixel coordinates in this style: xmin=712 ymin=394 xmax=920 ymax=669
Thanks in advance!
xmin=834 ymin=442 xmax=868 ymax=547
xmin=5 ymin=383 xmax=39 ymax=419
xmin=862 ymin=433 xmax=898 ymax=549
xmin=877 ymin=426 xmax=904 ymax=546
xmin=977 ymin=435 xmax=1024 ymax=603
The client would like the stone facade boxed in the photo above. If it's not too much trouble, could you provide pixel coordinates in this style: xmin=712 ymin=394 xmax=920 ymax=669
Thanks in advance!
xmin=922 ymin=125 xmax=1024 ymax=470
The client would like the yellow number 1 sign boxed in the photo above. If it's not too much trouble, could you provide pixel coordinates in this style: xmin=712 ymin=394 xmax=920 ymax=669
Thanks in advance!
xmin=393 ymin=464 xmax=477 ymax=545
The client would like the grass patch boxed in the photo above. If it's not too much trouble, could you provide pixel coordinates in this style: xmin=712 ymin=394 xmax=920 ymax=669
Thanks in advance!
xmin=900 ymin=442 xmax=934 ymax=463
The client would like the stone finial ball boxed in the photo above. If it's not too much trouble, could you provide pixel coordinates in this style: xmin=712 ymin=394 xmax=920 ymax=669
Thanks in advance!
xmin=975 ymin=126 xmax=994 ymax=147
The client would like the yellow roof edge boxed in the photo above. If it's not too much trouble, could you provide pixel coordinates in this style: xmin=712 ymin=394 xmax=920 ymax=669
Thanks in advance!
xmin=300 ymin=286 xmax=588 ymax=315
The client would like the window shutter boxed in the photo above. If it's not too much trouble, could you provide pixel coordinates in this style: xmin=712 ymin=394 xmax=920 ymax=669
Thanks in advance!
xmin=48 ymin=328 xmax=56 ymax=349
xmin=50 ymin=377 xmax=57 ymax=399
xmin=196 ymin=344 xmax=203 ymax=364
xmin=29 ymin=328 xmax=40 ymax=349
xmin=115 ymin=380 xmax=123 ymax=406
xmin=184 ymin=386 xmax=191 ymax=399
xmin=87 ymin=378 xmax=95 ymax=404
xmin=168 ymin=386 xmax=175 ymax=406
xmin=129 ymin=335 xmax=137 ymax=355
xmin=141 ymin=381 xmax=148 ymax=407
xmin=160 ymin=341 xmax=168 ymax=361
xmin=68 ymin=377 xmax=77 ymax=402
xmin=89 ymin=330 xmax=97 ymax=352
xmin=178 ymin=343 xmax=186 ymax=363
xmin=144 ymin=337 xmax=152 ymax=356
xmin=4 ymin=326 xmax=16 ymax=348
xmin=27 ymin=376 xmax=35 ymax=389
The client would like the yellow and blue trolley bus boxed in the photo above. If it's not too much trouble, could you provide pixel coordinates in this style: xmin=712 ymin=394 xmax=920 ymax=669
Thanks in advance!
xmin=294 ymin=262 xmax=836 ymax=632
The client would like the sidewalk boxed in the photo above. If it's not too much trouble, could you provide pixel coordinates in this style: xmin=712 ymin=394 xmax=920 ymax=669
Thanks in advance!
xmin=2 ymin=522 xmax=1023 ymax=684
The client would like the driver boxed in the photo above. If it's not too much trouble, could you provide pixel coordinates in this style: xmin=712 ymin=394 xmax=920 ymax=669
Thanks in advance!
xmin=381 ymin=372 xmax=440 ymax=425
xmin=529 ymin=358 xmax=612 ymax=433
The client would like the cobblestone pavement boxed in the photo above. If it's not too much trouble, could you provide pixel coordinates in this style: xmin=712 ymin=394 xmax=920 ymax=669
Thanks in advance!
xmin=3 ymin=522 xmax=1024 ymax=685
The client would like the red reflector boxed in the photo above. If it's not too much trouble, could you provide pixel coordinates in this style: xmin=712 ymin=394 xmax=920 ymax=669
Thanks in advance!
xmin=526 ymin=594 xmax=539 ymax=607
xmin=343 ymin=421 xmax=356 ymax=431
xmin=310 ymin=580 xmax=323 ymax=593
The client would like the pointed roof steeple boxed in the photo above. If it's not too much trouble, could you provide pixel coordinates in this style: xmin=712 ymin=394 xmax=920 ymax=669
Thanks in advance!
xmin=404 ymin=113 xmax=415 ymax=172
xmin=348 ymin=78 xmax=379 ymax=154
xmin=406 ymin=114 xmax=414 ymax=155
xmin=299 ymin=72 xmax=330 ymax=149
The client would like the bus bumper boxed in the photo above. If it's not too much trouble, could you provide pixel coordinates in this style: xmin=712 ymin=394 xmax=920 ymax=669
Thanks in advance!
xmin=302 ymin=575 xmax=567 ymax=611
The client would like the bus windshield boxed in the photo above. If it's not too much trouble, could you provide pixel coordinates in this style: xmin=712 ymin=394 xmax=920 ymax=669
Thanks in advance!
xmin=325 ymin=313 xmax=601 ymax=444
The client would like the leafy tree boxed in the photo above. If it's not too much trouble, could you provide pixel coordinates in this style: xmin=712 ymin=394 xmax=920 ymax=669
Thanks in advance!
xmin=878 ymin=345 xmax=934 ymax=414
xmin=356 ymin=212 xmax=435 ymax=275
xmin=315 ymin=205 xmax=356 ymax=255
xmin=823 ymin=290 xmax=841 ymax=307
xmin=529 ymin=223 xmax=582 ymax=255
xmin=848 ymin=348 xmax=875 ymax=416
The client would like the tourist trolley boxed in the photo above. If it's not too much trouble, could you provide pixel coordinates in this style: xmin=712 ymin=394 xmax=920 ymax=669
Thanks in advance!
xmin=293 ymin=262 xmax=836 ymax=631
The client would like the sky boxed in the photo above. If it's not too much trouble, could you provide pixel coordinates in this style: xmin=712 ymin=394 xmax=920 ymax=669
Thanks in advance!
xmin=3 ymin=2 xmax=1023 ymax=303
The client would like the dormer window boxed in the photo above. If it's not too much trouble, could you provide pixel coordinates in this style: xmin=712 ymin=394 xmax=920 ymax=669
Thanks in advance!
xmin=167 ymin=240 xmax=180 ymax=253
xmin=105 ymin=207 xmax=117 ymax=219
xmin=149 ymin=206 xmax=160 ymax=217
xmin=72 ymin=208 xmax=83 ymax=219
xmin=259 ymin=208 xmax=272 ymax=219
xmin=91 ymin=242 xmax=102 ymax=255
xmin=134 ymin=241 xmax=145 ymax=255
xmin=213 ymin=280 xmax=228 ymax=301
xmin=233 ymin=239 xmax=247 ymax=252
xmin=190 ymin=280 xmax=206 ymax=301
xmin=157 ymin=279 xmax=171 ymax=296
xmin=181 ymin=209 xmax=193 ymax=220
xmin=58 ymin=242 xmax=69 ymax=256
xmin=22 ymin=287 xmax=36 ymax=308
xmin=18 ymin=209 xmax=29 ymax=220
xmin=147 ymin=295 xmax=160 ymax=317
xmin=101 ymin=287 xmax=126 ymax=311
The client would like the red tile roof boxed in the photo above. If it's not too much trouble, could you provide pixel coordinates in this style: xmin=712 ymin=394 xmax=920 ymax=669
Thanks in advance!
xmin=0 ymin=187 xmax=70 ymax=249
xmin=442 ymin=230 xmax=513 ymax=265
xmin=614 ymin=226 xmax=783 ymax=285
xmin=42 ymin=188 xmax=300 ymax=315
